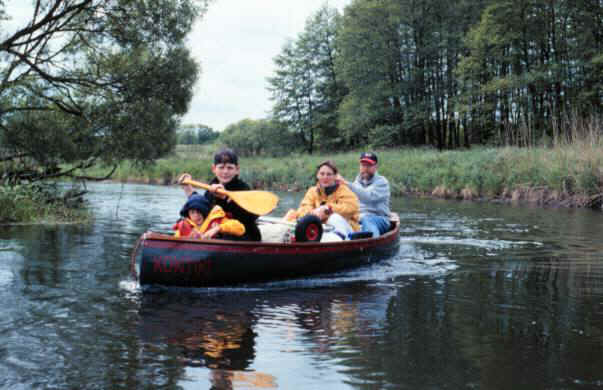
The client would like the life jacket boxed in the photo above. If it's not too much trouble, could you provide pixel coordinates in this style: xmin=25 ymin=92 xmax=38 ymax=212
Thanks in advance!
xmin=173 ymin=206 xmax=245 ymax=238
xmin=173 ymin=218 xmax=203 ymax=238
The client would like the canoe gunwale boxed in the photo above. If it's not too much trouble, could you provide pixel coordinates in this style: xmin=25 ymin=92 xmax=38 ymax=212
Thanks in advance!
xmin=132 ymin=214 xmax=400 ymax=286
xmin=140 ymin=214 xmax=399 ymax=250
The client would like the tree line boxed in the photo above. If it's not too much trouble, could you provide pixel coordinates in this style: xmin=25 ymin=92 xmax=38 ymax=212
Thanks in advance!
xmin=178 ymin=124 xmax=219 ymax=145
xmin=223 ymin=0 xmax=601 ymax=155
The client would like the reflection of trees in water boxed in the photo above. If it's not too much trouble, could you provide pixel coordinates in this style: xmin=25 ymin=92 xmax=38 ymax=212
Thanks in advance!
xmin=294 ymin=298 xmax=381 ymax=354
xmin=322 ymin=263 xmax=603 ymax=389
xmin=278 ymin=284 xmax=399 ymax=387
xmin=313 ymin=281 xmax=477 ymax=388
xmin=6 ymin=225 xmax=94 ymax=290
xmin=136 ymin=266 xmax=603 ymax=390
xmin=455 ymin=263 xmax=603 ymax=389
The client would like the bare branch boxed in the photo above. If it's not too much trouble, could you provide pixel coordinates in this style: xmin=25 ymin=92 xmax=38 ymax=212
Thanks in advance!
xmin=4 ymin=46 xmax=110 ymax=88
xmin=0 ymin=152 xmax=31 ymax=162
xmin=17 ymin=157 xmax=99 ymax=182
xmin=71 ymin=164 xmax=118 ymax=181
xmin=0 ymin=0 xmax=94 ymax=50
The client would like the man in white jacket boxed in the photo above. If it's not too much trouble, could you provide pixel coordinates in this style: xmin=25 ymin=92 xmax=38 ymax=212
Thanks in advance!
xmin=338 ymin=152 xmax=391 ymax=237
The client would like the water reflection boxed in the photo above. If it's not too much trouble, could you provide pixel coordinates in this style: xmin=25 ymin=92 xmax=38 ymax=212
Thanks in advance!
xmin=1 ymin=183 xmax=602 ymax=389
xmin=139 ymin=293 xmax=257 ymax=370
xmin=308 ymin=268 xmax=603 ymax=390
xmin=139 ymin=292 xmax=279 ymax=389
xmin=136 ymin=285 xmax=396 ymax=389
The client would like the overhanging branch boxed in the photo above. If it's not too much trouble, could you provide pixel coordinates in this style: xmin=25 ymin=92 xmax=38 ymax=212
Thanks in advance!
xmin=0 ymin=0 xmax=94 ymax=51
xmin=71 ymin=164 xmax=118 ymax=181
xmin=0 ymin=152 xmax=31 ymax=162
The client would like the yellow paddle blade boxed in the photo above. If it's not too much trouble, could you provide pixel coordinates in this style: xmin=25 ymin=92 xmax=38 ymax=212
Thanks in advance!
xmin=226 ymin=190 xmax=280 ymax=216
xmin=182 ymin=178 xmax=279 ymax=216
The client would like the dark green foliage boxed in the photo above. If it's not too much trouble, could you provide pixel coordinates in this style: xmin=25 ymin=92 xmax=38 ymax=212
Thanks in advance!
xmin=454 ymin=0 xmax=602 ymax=146
xmin=178 ymin=124 xmax=219 ymax=145
xmin=220 ymin=118 xmax=298 ymax=157
xmin=263 ymin=0 xmax=601 ymax=153
xmin=336 ymin=0 xmax=484 ymax=149
xmin=0 ymin=182 xmax=89 ymax=223
xmin=1 ymin=0 xmax=208 ymax=182
xmin=268 ymin=5 xmax=346 ymax=153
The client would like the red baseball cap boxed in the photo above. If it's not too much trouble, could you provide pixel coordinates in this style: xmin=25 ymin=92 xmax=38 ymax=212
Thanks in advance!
xmin=359 ymin=152 xmax=378 ymax=165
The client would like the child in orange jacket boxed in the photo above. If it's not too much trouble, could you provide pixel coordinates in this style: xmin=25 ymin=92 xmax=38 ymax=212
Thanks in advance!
xmin=173 ymin=195 xmax=245 ymax=239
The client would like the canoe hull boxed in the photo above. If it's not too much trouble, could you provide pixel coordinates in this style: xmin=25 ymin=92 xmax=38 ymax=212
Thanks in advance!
xmin=134 ymin=221 xmax=400 ymax=287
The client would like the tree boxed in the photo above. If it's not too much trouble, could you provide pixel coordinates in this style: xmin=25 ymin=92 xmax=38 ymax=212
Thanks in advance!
xmin=268 ymin=5 xmax=345 ymax=153
xmin=336 ymin=0 xmax=404 ymax=147
xmin=220 ymin=118 xmax=297 ymax=157
xmin=269 ymin=0 xmax=600 ymax=152
xmin=196 ymin=124 xmax=219 ymax=144
xmin=177 ymin=124 xmax=218 ymax=144
xmin=336 ymin=0 xmax=488 ymax=149
xmin=456 ymin=0 xmax=602 ymax=146
xmin=0 ymin=0 xmax=208 ymax=183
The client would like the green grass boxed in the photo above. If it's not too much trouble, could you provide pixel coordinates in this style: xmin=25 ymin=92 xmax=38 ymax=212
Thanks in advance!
xmin=79 ymin=143 xmax=603 ymax=202
xmin=0 ymin=184 xmax=91 ymax=224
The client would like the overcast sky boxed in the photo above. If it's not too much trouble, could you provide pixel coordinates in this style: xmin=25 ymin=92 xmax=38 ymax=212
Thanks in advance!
xmin=3 ymin=0 xmax=350 ymax=131
xmin=183 ymin=0 xmax=350 ymax=130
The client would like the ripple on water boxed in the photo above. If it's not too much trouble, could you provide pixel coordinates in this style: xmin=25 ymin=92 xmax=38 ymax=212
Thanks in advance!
xmin=400 ymin=235 xmax=543 ymax=250
xmin=0 ymin=269 xmax=14 ymax=287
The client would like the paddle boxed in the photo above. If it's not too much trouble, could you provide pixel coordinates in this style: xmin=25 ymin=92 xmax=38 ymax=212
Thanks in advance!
xmin=180 ymin=178 xmax=279 ymax=216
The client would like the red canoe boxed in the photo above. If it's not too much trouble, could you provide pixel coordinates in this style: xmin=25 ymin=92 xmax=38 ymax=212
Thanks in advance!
xmin=131 ymin=215 xmax=400 ymax=287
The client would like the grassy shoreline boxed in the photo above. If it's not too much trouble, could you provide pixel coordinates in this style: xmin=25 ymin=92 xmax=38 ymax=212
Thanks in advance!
xmin=0 ymin=185 xmax=91 ymax=224
xmin=86 ymin=144 xmax=603 ymax=210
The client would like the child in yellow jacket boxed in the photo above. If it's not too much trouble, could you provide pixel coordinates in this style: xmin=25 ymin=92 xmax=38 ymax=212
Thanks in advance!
xmin=173 ymin=195 xmax=245 ymax=239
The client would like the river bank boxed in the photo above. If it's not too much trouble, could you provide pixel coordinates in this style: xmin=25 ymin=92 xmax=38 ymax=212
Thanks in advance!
xmin=0 ymin=184 xmax=91 ymax=224
xmin=91 ymin=144 xmax=602 ymax=210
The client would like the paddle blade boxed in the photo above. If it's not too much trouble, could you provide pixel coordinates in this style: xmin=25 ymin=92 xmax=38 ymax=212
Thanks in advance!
xmin=181 ymin=178 xmax=279 ymax=215
xmin=227 ymin=190 xmax=279 ymax=216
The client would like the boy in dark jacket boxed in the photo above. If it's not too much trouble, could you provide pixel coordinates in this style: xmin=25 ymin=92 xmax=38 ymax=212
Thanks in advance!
xmin=178 ymin=148 xmax=262 ymax=241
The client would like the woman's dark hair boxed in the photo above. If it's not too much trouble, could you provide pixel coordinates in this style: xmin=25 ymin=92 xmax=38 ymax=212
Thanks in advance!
xmin=214 ymin=148 xmax=239 ymax=165
xmin=315 ymin=160 xmax=338 ymax=175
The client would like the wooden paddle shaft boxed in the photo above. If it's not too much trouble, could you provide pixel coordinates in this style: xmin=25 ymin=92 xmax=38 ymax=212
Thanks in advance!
xmin=181 ymin=178 xmax=226 ymax=196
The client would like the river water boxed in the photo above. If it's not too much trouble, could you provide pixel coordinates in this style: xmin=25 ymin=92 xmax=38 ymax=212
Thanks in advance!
xmin=0 ymin=182 xmax=601 ymax=389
